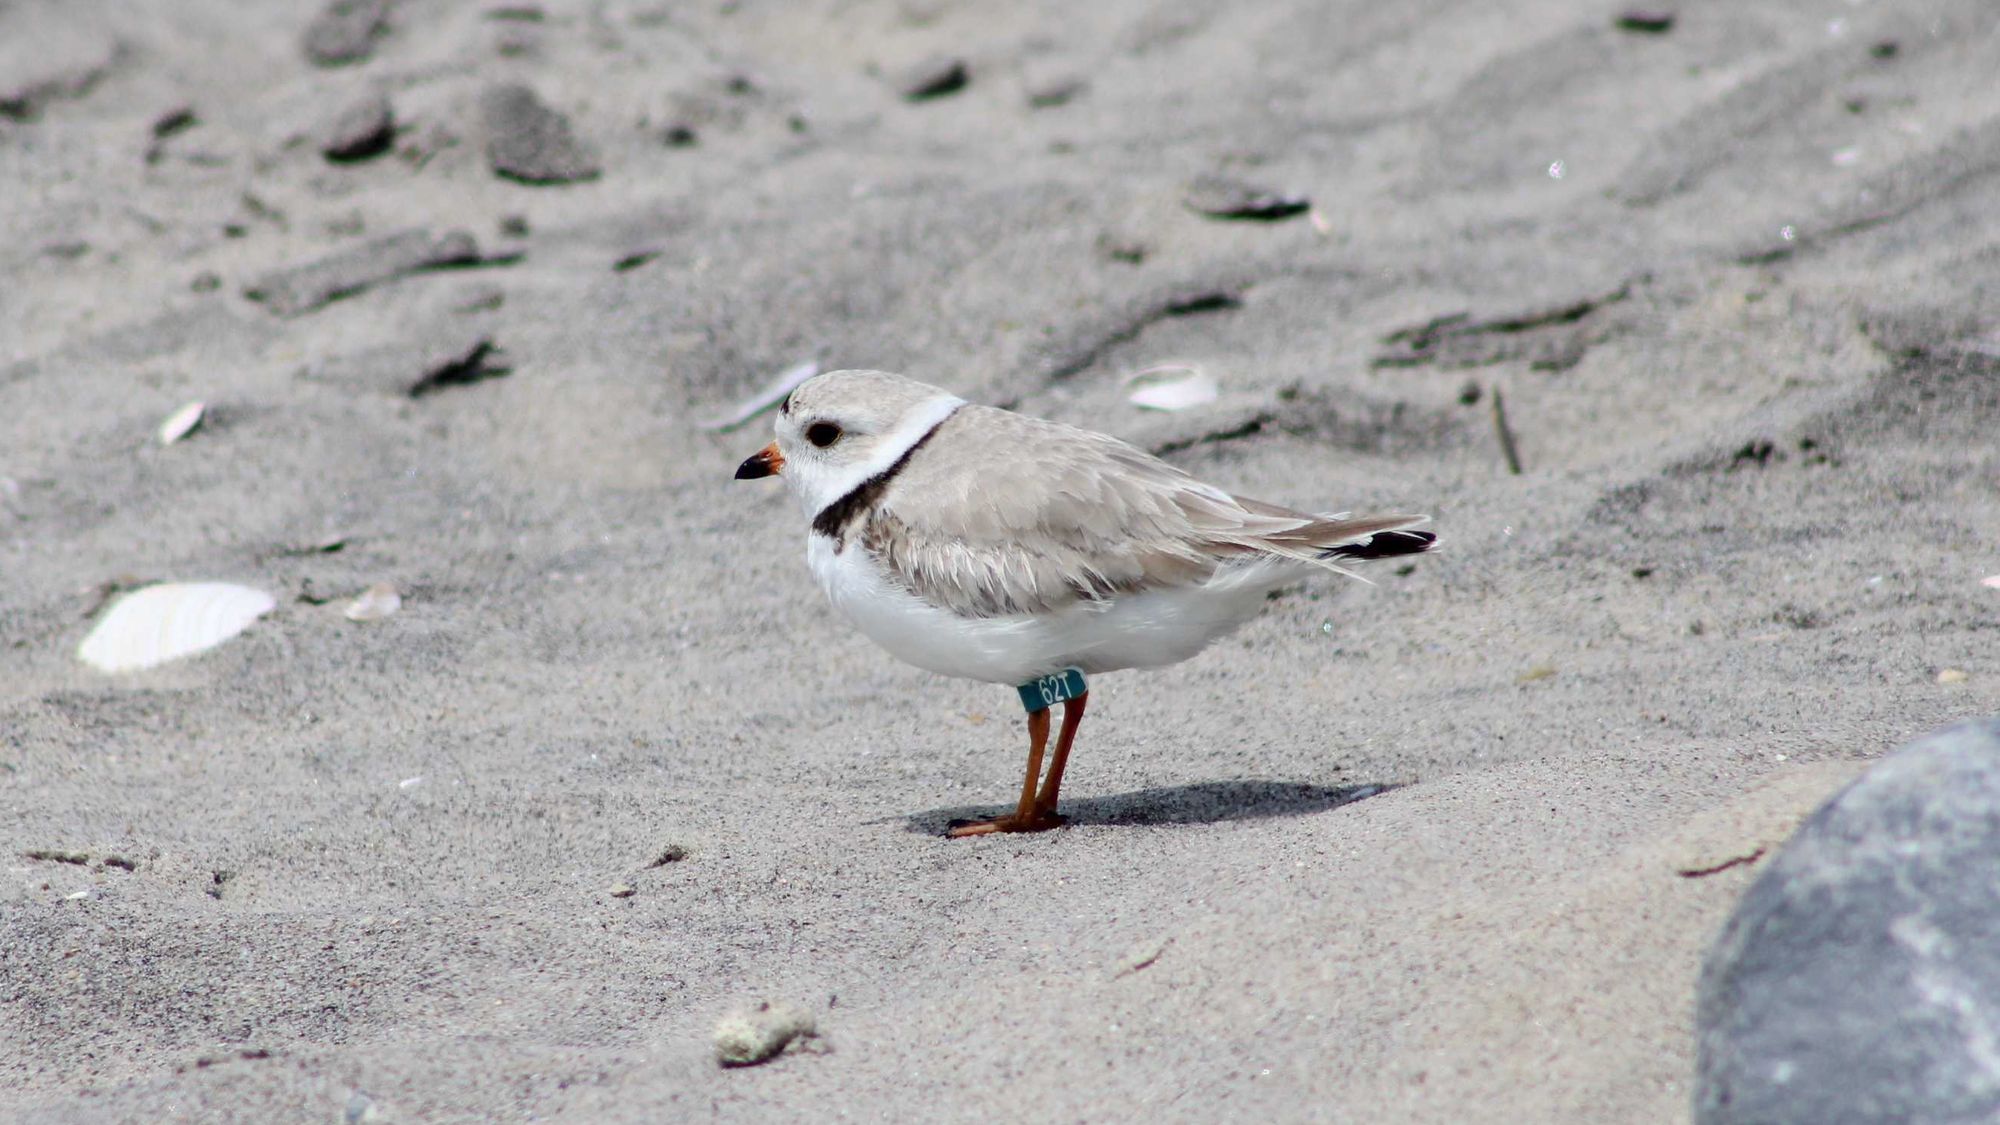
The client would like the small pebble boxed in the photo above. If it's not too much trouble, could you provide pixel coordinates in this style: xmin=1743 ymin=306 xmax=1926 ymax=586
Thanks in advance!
xmin=895 ymin=56 xmax=968 ymax=101
xmin=304 ymin=0 xmax=391 ymax=66
xmin=1938 ymin=669 xmax=1969 ymax=685
xmin=1615 ymin=9 xmax=1676 ymax=33
xmin=482 ymin=83 xmax=601 ymax=184
xmin=1183 ymin=175 xmax=1310 ymax=221
xmin=151 ymin=105 xmax=198 ymax=139
xmin=322 ymin=92 xmax=395 ymax=162
xmin=609 ymin=883 xmax=636 ymax=898
xmin=714 ymin=1001 xmax=817 ymax=1067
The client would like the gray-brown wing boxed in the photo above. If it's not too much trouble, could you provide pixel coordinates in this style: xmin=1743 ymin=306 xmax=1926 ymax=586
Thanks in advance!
xmin=860 ymin=406 xmax=1425 ymax=617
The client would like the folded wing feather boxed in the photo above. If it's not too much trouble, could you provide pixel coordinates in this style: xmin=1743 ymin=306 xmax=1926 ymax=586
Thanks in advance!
xmin=861 ymin=405 xmax=1430 ymax=617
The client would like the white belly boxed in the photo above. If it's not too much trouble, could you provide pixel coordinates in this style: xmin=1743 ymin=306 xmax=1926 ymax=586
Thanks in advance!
xmin=807 ymin=534 xmax=1295 ymax=685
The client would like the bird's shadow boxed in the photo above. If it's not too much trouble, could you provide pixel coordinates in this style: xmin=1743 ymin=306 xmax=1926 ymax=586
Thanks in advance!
xmin=900 ymin=779 xmax=1399 ymax=836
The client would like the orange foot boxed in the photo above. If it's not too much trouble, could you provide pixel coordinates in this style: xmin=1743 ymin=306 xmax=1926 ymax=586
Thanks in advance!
xmin=945 ymin=810 xmax=1068 ymax=838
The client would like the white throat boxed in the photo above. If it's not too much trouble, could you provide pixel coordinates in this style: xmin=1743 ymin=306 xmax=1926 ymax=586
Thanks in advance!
xmin=790 ymin=392 xmax=964 ymax=520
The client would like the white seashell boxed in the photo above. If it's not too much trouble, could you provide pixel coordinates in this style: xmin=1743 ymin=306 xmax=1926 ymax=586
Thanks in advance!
xmin=1983 ymin=575 xmax=2000 ymax=590
xmin=697 ymin=360 xmax=820 ymax=432
xmin=1123 ymin=365 xmax=1220 ymax=412
xmin=77 ymin=582 xmax=275 ymax=673
xmin=345 ymin=581 xmax=402 ymax=622
xmin=157 ymin=401 xmax=206 ymax=445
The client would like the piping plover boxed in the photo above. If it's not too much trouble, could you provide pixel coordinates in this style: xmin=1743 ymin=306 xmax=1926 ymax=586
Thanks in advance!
xmin=735 ymin=369 xmax=1436 ymax=836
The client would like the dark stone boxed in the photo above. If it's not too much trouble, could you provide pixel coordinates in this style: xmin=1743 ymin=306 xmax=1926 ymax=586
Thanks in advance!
xmin=895 ymin=56 xmax=969 ymax=101
xmin=662 ymin=123 xmax=698 ymax=147
xmin=481 ymin=83 xmax=600 ymax=185
xmin=303 ymin=0 xmax=392 ymax=67
xmin=1182 ymin=175 xmax=1309 ymax=221
xmin=150 ymin=105 xmax=197 ymax=139
xmin=1614 ymin=10 xmax=1676 ymax=33
xmin=321 ymin=92 xmax=394 ymax=162
xmin=409 ymin=337 xmax=509 ymax=397
xmin=244 ymin=228 xmax=481 ymax=317
xmin=1870 ymin=40 xmax=1900 ymax=60
xmin=1696 ymin=718 xmax=2000 ymax=1125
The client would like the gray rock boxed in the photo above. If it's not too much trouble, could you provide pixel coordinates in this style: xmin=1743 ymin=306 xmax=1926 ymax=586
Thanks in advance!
xmin=0 ymin=25 xmax=123 ymax=121
xmin=321 ymin=92 xmax=394 ymax=162
xmin=304 ymin=0 xmax=392 ymax=67
xmin=482 ymin=83 xmax=600 ymax=185
xmin=1696 ymin=718 xmax=2000 ymax=1125
xmin=244 ymin=229 xmax=480 ymax=317
xmin=894 ymin=56 xmax=969 ymax=101
xmin=1181 ymin=175 xmax=1309 ymax=221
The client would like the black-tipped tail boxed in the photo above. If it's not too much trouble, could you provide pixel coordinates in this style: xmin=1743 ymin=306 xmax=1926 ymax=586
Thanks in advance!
xmin=1323 ymin=529 xmax=1438 ymax=561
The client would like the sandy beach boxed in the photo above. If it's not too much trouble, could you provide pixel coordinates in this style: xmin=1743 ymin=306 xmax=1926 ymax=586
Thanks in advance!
xmin=5 ymin=1 xmax=1998 ymax=1120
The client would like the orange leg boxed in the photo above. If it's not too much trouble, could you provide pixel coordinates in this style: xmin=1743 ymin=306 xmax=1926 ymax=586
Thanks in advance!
xmin=947 ymin=706 xmax=1069 ymax=838
xmin=1034 ymin=692 xmax=1088 ymax=819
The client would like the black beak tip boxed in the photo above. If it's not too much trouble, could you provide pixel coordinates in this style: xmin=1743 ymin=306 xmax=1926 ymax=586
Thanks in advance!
xmin=734 ymin=455 xmax=772 ymax=480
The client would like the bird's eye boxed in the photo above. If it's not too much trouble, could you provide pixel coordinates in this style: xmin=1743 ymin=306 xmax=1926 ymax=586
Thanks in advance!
xmin=805 ymin=422 xmax=842 ymax=448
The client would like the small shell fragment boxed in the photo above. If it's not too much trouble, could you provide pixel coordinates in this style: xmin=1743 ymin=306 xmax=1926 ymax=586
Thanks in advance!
xmin=77 ymin=582 xmax=275 ymax=673
xmin=1982 ymin=575 xmax=2000 ymax=590
xmin=1938 ymin=668 xmax=1969 ymax=685
xmin=345 ymin=581 xmax=401 ymax=622
xmin=1123 ymin=365 xmax=1219 ymax=412
xmin=158 ymin=401 xmax=206 ymax=445
xmin=698 ymin=360 xmax=820 ymax=432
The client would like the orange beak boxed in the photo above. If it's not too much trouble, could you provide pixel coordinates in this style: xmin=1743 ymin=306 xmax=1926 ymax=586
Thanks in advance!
xmin=734 ymin=441 xmax=784 ymax=480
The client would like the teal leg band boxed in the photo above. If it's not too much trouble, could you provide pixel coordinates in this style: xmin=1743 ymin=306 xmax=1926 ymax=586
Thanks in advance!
xmin=1017 ymin=668 xmax=1087 ymax=714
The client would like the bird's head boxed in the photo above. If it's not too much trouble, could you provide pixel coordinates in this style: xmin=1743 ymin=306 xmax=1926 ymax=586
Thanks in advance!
xmin=734 ymin=369 xmax=963 ymax=518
